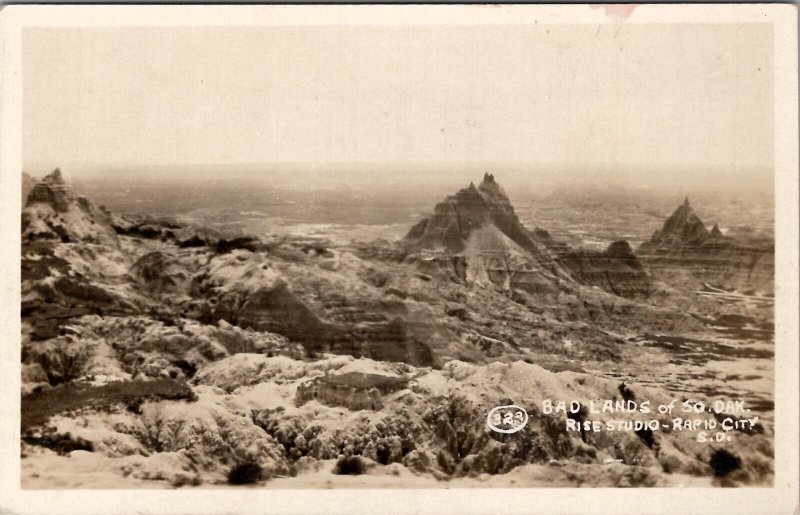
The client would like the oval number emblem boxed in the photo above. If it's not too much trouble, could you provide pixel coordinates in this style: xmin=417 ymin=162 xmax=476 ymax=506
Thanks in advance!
xmin=486 ymin=405 xmax=529 ymax=434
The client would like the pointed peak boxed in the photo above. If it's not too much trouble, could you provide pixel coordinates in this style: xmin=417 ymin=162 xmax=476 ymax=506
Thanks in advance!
xmin=26 ymin=167 xmax=72 ymax=211
xmin=646 ymin=196 xmax=709 ymax=246
xmin=405 ymin=173 xmax=535 ymax=253
xmin=44 ymin=167 xmax=65 ymax=184
xmin=710 ymin=223 xmax=723 ymax=237
xmin=458 ymin=181 xmax=482 ymax=199
xmin=478 ymin=173 xmax=507 ymax=199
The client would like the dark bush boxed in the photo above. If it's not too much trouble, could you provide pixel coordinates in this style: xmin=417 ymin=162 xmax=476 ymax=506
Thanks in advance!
xmin=179 ymin=235 xmax=206 ymax=248
xmin=376 ymin=444 xmax=391 ymax=465
xmin=23 ymin=432 xmax=94 ymax=455
xmin=227 ymin=462 xmax=263 ymax=484
xmin=618 ymin=382 xmax=636 ymax=403
xmin=138 ymin=227 xmax=161 ymax=239
xmin=567 ymin=404 xmax=589 ymax=443
xmin=333 ymin=456 xmax=367 ymax=475
xmin=709 ymin=449 xmax=742 ymax=477
xmin=635 ymin=427 xmax=655 ymax=449
xmin=445 ymin=306 xmax=469 ymax=321
xmin=215 ymin=237 xmax=259 ymax=254
xmin=153 ymin=314 xmax=176 ymax=327
xmin=126 ymin=399 xmax=144 ymax=414
xmin=171 ymin=359 xmax=197 ymax=378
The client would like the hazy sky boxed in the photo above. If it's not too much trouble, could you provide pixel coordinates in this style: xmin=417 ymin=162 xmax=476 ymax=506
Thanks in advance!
xmin=23 ymin=23 xmax=773 ymax=183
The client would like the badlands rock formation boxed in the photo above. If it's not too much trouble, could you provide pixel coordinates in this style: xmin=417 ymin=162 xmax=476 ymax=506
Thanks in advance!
xmin=405 ymin=173 xmax=551 ymax=255
xmin=642 ymin=197 xmax=710 ymax=248
xmin=22 ymin=355 xmax=774 ymax=488
xmin=296 ymin=372 xmax=409 ymax=411
xmin=19 ymin=171 xmax=774 ymax=488
xmin=22 ymin=169 xmax=119 ymax=246
xmin=638 ymin=198 xmax=773 ymax=291
xmin=557 ymin=240 xmax=651 ymax=298
xmin=404 ymin=174 xmax=651 ymax=298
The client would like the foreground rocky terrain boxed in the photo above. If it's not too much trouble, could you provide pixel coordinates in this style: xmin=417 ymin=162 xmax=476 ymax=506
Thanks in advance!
xmin=20 ymin=170 xmax=774 ymax=488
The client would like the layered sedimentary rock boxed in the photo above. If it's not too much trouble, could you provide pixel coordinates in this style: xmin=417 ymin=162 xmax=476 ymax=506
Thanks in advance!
xmin=191 ymin=261 xmax=339 ymax=350
xmin=188 ymin=253 xmax=436 ymax=366
xmin=638 ymin=199 xmax=773 ymax=291
xmin=558 ymin=240 xmax=652 ymax=298
xmin=26 ymin=169 xmax=73 ymax=212
xmin=405 ymin=174 xmax=551 ymax=255
xmin=19 ymin=172 xmax=776 ymax=487
xmin=404 ymin=174 xmax=573 ymax=292
xmin=641 ymin=197 xmax=709 ymax=248
xmin=295 ymin=372 xmax=409 ymax=410
xmin=356 ymin=317 xmax=437 ymax=367
xmin=224 ymin=281 xmax=330 ymax=340
xmin=224 ymin=287 xmax=435 ymax=366
xmin=401 ymin=174 xmax=667 ymax=299
xmin=22 ymin=168 xmax=119 ymax=246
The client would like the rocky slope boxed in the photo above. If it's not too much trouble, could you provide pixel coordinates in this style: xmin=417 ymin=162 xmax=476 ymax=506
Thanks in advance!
xmin=22 ymin=355 xmax=773 ymax=488
xmin=19 ymin=171 xmax=773 ymax=488
xmin=22 ymin=169 xmax=119 ymax=247
xmin=557 ymin=241 xmax=651 ymax=298
xmin=19 ymin=173 xmax=725 ymax=376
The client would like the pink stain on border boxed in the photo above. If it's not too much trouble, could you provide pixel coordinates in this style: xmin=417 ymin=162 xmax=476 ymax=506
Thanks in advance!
xmin=590 ymin=4 xmax=639 ymax=22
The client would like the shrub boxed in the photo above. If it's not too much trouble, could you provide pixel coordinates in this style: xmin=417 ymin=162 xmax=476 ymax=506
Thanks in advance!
xmin=635 ymin=427 xmax=655 ymax=449
xmin=35 ymin=340 xmax=95 ymax=386
xmin=709 ymin=449 xmax=742 ymax=477
xmin=227 ymin=462 xmax=262 ymax=484
xmin=566 ymin=404 xmax=589 ymax=443
xmin=215 ymin=237 xmax=259 ymax=254
xmin=178 ymin=235 xmax=206 ymax=248
xmin=171 ymin=359 xmax=198 ymax=378
xmin=618 ymin=382 xmax=636 ymax=402
xmin=333 ymin=456 xmax=368 ymax=475
xmin=23 ymin=430 xmax=94 ymax=455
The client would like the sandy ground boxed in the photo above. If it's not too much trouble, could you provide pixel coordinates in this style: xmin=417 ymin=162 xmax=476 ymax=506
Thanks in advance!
xmin=22 ymin=453 xmax=715 ymax=490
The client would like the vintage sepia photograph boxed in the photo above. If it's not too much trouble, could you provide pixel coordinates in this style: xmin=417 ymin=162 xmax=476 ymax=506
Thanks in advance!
xmin=1 ymin=4 xmax=798 ymax=512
